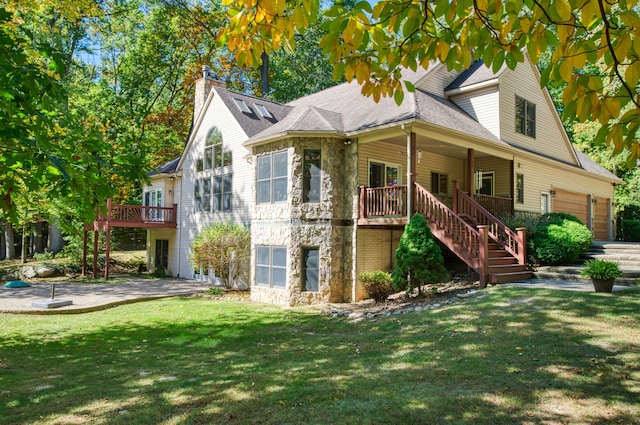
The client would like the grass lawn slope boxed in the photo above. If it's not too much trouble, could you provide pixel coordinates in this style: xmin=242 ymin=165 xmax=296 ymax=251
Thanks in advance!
xmin=1 ymin=287 xmax=639 ymax=424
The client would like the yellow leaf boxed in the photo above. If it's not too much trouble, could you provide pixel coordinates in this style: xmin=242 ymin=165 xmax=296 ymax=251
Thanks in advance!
xmin=580 ymin=0 xmax=599 ymax=27
xmin=625 ymin=61 xmax=640 ymax=89
xmin=557 ymin=23 xmax=574 ymax=42
xmin=604 ymin=97 xmax=621 ymax=120
xmin=438 ymin=41 xmax=450 ymax=62
xmin=559 ymin=58 xmax=574 ymax=82
xmin=555 ymin=0 xmax=572 ymax=21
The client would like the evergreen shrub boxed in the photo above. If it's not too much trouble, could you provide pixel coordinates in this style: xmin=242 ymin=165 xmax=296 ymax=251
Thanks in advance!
xmin=392 ymin=214 xmax=448 ymax=293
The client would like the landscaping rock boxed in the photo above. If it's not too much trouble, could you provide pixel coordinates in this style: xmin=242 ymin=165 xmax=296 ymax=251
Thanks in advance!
xmin=21 ymin=266 xmax=38 ymax=279
xmin=36 ymin=266 xmax=56 ymax=278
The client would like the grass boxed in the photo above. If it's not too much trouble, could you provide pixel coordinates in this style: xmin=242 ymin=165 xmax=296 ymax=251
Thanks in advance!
xmin=1 ymin=287 xmax=639 ymax=424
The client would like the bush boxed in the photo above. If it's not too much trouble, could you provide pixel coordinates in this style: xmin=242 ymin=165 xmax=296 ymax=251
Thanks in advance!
xmin=529 ymin=219 xmax=593 ymax=265
xmin=358 ymin=271 xmax=393 ymax=302
xmin=190 ymin=222 xmax=250 ymax=289
xmin=621 ymin=219 xmax=640 ymax=241
xmin=540 ymin=212 xmax=584 ymax=225
xmin=392 ymin=214 xmax=448 ymax=293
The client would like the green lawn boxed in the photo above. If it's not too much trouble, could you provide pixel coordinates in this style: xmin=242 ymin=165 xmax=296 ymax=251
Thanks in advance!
xmin=1 ymin=287 xmax=639 ymax=425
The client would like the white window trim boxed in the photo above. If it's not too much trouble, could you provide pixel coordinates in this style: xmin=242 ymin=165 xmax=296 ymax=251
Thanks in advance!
xmin=367 ymin=158 xmax=403 ymax=187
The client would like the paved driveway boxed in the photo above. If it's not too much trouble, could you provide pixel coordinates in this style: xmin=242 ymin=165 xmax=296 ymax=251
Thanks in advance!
xmin=0 ymin=277 xmax=210 ymax=314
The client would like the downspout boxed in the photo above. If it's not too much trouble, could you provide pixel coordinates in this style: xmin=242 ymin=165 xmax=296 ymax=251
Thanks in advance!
xmin=177 ymin=172 xmax=183 ymax=278
xmin=401 ymin=124 xmax=412 ymax=222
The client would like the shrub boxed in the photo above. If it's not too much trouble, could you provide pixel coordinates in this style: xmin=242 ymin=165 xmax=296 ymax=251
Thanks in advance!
xmin=529 ymin=219 xmax=593 ymax=265
xmin=190 ymin=222 xmax=251 ymax=289
xmin=540 ymin=212 xmax=584 ymax=226
xmin=621 ymin=219 xmax=640 ymax=241
xmin=358 ymin=271 xmax=393 ymax=302
xmin=392 ymin=214 xmax=448 ymax=293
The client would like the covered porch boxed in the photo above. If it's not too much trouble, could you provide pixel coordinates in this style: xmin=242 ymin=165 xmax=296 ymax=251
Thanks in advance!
xmin=356 ymin=127 xmax=516 ymax=225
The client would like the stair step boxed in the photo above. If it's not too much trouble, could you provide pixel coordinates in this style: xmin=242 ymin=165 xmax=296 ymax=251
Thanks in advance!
xmin=488 ymin=264 xmax=527 ymax=274
xmin=488 ymin=250 xmax=509 ymax=258
xmin=489 ymin=257 xmax=518 ymax=265
xmin=489 ymin=271 xmax=534 ymax=284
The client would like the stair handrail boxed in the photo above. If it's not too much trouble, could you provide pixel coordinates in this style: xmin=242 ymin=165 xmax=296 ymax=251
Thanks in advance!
xmin=454 ymin=184 xmax=526 ymax=265
xmin=414 ymin=183 xmax=481 ymax=259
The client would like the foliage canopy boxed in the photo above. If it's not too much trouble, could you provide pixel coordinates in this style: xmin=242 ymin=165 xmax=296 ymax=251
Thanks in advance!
xmin=222 ymin=0 xmax=640 ymax=165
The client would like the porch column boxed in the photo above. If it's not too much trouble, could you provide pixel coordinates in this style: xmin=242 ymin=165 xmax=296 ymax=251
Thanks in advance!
xmin=407 ymin=131 xmax=417 ymax=220
xmin=467 ymin=149 xmax=475 ymax=194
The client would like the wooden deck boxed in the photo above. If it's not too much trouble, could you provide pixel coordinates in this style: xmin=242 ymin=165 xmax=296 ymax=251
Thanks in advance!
xmin=90 ymin=202 xmax=177 ymax=231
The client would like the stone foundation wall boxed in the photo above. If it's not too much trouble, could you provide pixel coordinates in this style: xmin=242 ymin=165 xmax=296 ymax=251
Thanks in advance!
xmin=249 ymin=137 xmax=359 ymax=306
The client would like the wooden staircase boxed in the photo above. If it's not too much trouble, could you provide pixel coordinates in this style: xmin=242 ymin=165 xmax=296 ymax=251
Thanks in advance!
xmin=414 ymin=183 xmax=532 ymax=287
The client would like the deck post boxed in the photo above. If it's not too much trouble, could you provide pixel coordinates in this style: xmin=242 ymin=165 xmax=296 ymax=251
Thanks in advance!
xmin=104 ymin=227 xmax=111 ymax=280
xmin=92 ymin=231 xmax=99 ymax=278
xmin=467 ymin=149 xmax=475 ymax=194
xmin=478 ymin=225 xmax=489 ymax=288
xmin=359 ymin=186 xmax=367 ymax=218
xmin=81 ymin=230 xmax=88 ymax=276
xmin=516 ymin=227 xmax=527 ymax=265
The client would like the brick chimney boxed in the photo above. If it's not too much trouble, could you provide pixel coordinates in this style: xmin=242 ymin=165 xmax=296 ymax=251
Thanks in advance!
xmin=194 ymin=65 xmax=225 ymax=120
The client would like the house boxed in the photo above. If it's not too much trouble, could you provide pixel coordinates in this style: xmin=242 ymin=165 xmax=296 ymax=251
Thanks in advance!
xmin=142 ymin=57 xmax=620 ymax=305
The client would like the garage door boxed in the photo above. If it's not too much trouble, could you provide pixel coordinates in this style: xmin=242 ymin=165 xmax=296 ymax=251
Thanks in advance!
xmin=552 ymin=189 xmax=588 ymax=224
xmin=552 ymin=189 xmax=609 ymax=240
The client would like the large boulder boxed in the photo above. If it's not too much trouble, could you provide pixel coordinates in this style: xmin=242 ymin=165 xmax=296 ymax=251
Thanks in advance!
xmin=21 ymin=266 xmax=38 ymax=279
xmin=36 ymin=266 xmax=56 ymax=278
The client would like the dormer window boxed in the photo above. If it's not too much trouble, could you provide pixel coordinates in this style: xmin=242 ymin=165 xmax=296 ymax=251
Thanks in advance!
xmin=515 ymin=96 xmax=536 ymax=138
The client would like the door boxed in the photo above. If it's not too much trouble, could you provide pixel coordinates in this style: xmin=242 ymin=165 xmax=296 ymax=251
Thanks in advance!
xmin=155 ymin=239 xmax=169 ymax=272
xmin=144 ymin=188 xmax=163 ymax=221
xmin=540 ymin=192 xmax=550 ymax=214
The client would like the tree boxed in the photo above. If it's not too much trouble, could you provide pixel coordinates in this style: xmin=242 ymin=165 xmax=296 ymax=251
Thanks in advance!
xmin=392 ymin=214 xmax=448 ymax=293
xmin=221 ymin=0 xmax=640 ymax=164
xmin=189 ymin=222 xmax=251 ymax=288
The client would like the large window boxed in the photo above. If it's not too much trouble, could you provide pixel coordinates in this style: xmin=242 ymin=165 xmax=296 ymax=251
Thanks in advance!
xmin=516 ymin=173 xmax=524 ymax=204
xmin=256 ymin=246 xmax=286 ymax=288
xmin=303 ymin=150 xmax=321 ymax=203
xmin=515 ymin=96 xmax=536 ymax=138
xmin=204 ymin=127 xmax=232 ymax=170
xmin=430 ymin=172 xmax=448 ymax=194
xmin=213 ymin=174 xmax=233 ymax=212
xmin=301 ymin=248 xmax=319 ymax=292
xmin=257 ymin=151 xmax=288 ymax=204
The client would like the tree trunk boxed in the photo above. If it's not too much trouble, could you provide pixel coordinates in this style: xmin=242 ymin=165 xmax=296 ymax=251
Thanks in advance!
xmin=48 ymin=221 xmax=64 ymax=253
xmin=21 ymin=224 xmax=28 ymax=263
xmin=0 ymin=223 xmax=5 ymax=260
xmin=260 ymin=51 xmax=269 ymax=97
xmin=4 ymin=222 xmax=15 ymax=260
xmin=33 ymin=222 xmax=45 ymax=254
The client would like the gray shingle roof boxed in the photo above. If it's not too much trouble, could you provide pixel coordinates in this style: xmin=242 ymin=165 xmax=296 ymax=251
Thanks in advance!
xmin=574 ymin=149 xmax=621 ymax=182
xmin=148 ymin=157 xmax=179 ymax=176
xmin=445 ymin=60 xmax=506 ymax=91
xmin=215 ymin=87 xmax=292 ymax=137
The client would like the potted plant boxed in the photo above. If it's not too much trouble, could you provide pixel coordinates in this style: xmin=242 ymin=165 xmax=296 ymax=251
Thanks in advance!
xmin=580 ymin=259 xmax=623 ymax=293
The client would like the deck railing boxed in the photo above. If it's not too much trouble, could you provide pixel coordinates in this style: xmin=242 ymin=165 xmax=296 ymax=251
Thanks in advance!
xmin=414 ymin=183 xmax=481 ymax=260
xmin=94 ymin=200 xmax=177 ymax=228
xmin=454 ymin=183 xmax=526 ymax=265
xmin=359 ymin=185 xmax=408 ymax=218
xmin=473 ymin=194 xmax=513 ymax=217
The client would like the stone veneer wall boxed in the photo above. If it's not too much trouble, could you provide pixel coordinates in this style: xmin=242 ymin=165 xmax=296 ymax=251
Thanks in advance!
xmin=250 ymin=137 xmax=359 ymax=306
